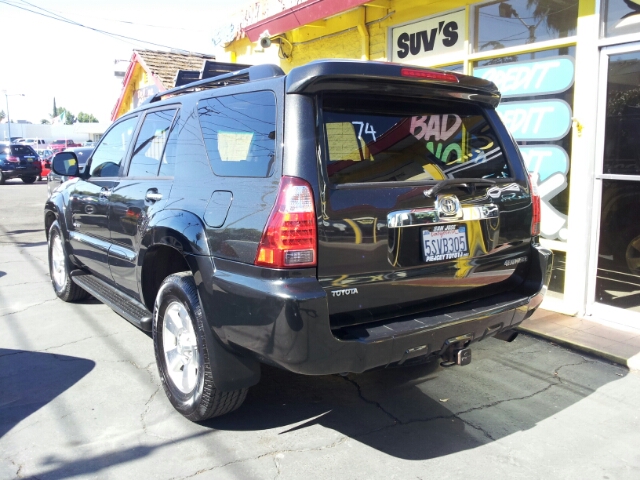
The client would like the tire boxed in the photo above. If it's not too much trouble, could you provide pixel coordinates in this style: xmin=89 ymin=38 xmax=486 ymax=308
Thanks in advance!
xmin=0 ymin=171 xmax=5 ymax=185
xmin=626 ymin=234 xmax=640 ymax=274
xmin=153 ymin=272 xmax=248 ymax=421
xmin=21 ymin=176 xmax=37 ymax=184
xmin=47 ymin=221 xmax=89 ymax=302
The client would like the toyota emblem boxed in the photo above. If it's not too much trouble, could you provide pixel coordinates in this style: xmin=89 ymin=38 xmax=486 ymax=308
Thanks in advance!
xmin=437 ymin=195 xmax=461 ymax=217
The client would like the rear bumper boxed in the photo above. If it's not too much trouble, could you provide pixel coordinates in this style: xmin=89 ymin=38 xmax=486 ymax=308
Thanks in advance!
xmin=199 ymin=243 xmax=552 ymax=375
xmin=1 ymin=164 xmax=42 ymax=178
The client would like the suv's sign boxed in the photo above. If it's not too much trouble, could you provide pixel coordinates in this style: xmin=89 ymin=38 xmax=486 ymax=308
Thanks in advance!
xmin=391 ymin=10 xmax=465 ymax=66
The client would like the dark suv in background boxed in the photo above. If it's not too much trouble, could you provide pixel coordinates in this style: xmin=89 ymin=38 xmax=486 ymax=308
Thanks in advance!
xmin=0 ymin=143 xmax=41 ymax=184
xmin=45 ymin=60 xmax=552 ymax=422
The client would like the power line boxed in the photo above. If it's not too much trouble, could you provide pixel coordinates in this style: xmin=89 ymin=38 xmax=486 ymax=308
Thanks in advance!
xmin=0 ymin=0 xmax=202 ymax=52
xmin=17 ymin=0 xmax=211 ymax=33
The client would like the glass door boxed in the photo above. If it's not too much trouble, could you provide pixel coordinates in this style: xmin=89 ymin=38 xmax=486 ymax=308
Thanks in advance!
xmin=589 ymin=44 xmax=640 ymax=322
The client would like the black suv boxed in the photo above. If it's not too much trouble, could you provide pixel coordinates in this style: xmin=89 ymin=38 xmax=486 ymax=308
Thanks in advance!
xmin=45 ymin=60 xmax=552 ymax=421
xmin=1 ymin=144 xmax=41 ymax=184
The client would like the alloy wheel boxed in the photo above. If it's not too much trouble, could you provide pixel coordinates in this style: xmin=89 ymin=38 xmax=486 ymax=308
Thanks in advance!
xmin=162 ymin=301 xmax=200 ymax=394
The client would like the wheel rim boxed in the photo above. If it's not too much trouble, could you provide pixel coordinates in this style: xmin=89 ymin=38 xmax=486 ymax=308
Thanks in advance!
xmin=51 ymin=233 xmax=67 ymax=289
xmin=626 ymin=235 xmax=640 ymax=273
xmin=162 ymin=301 xmax=200 ymax=394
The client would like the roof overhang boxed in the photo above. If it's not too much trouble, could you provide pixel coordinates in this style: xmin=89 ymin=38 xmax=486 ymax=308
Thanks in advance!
xmin=110 ymin=51 xmax=166 ymax=121
xmin=244 ymin=0 xmax=370 ymax=42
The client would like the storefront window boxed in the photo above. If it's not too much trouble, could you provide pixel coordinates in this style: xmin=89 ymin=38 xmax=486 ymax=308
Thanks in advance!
xmin=603 ymin=0 xmax=640 ymax=37
xmin=437 ymin=63 xmax=464 ymax=73
xmin=474 ymin=47 xmax=576 ymax=295
xmin=595 ymin=52 xmax=640 ymax=311
xmin=475 ymin=0 xmax=578 ymax=52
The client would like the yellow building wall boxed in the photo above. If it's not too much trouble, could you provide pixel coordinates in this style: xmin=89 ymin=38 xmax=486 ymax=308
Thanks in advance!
xmin=114 ymin=63 xmax=153 ymax=119
xmin=225 ymin=0 xmax=475 ymax=70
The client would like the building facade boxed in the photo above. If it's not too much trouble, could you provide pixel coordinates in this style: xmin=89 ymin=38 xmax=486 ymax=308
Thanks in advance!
xmin=216 ymin=0 xmax=640 ymax=325
xmin=112 ymin=50 xmax=218 ymax=120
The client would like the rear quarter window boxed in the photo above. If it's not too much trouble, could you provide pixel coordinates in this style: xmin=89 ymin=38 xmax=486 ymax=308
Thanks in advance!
xmin=321 ymin=95 xmax=510 ymax=185
xmin=197 ymin=91 xmax=276 ymax=177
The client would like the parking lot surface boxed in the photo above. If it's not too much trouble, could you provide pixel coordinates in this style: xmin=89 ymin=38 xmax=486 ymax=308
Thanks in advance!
xmin=1 ymin=182 xmax=640 ymax=479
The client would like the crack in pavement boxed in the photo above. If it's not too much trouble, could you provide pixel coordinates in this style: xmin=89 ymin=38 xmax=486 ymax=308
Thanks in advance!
xmin=554 ymin=359 xmax=594 ymax=377
xmin=273 ymin=453 xmax=283 ymax=480
xmin=340 ymin=376 xmax=402 ymax=425
xmin=453 ymin=383 xmax=557 ymax=418
xmin=140 ymin=386 xmax=162 ymax=436
xmin=1 ymin=280 xmax=50 ymax=288
xmin=8 ymin=458 xmax=23 ymax=479
xmin=0 ymin=298 xmax=58 ymax=318
xmin=172 ymin=436 xmax=349 ymax=480
xmin=0 ymin=332 xmax=125 ymax=358
xmin=342 ymin=358 xmax=596 ymax=442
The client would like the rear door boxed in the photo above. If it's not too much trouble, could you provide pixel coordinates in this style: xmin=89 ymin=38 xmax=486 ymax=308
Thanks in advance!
xmin=316 ymin=93 xmax=533 ymax=328
xmin=107 ymin=107 xmax=178 ymax=299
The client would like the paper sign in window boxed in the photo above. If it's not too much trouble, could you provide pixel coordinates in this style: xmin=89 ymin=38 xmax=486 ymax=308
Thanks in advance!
xmin=218 ymin=132 xmax=253 ymax=161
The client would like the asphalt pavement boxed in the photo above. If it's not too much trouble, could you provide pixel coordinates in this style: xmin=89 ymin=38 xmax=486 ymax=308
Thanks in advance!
xmin=1 ymin=180 xmax=640 ymax=479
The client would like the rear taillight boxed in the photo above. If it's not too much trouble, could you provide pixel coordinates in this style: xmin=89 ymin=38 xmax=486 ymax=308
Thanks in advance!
xmin=529 ymin=174 xmax=541 ymax=236
xmin=400 ymin=68 xmax=459 ymax=83
xmin=255 ymin=176 xmax=317 ymax=268
xmin=6 ymin=156 xmax=19 ymax=163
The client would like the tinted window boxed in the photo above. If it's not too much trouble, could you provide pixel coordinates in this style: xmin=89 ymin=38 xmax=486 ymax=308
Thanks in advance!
xmin=322 ymin=95 xmax=510 ymax=184
xmin=159 ymin=115 xmax=181 ymax=177
xmin=11 ymin=145 xmax=36 ymax=156
xmin=89 ymin=116 xmax=138 ymax=178
xmin=128 ymin=109 xmax=177 ymax=177
xmin=197 ymin=91 xmax=276 ymax=177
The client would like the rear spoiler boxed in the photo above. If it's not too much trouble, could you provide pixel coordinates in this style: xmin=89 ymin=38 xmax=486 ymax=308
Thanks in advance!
xmin=285 ymin=59 xmax=501 ymax=108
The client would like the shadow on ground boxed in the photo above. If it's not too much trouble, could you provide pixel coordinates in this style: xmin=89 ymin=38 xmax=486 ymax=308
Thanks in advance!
xmin=0 ymin=349 xmax=95 ymax=438
xmin=2 ymin=338 xmax=628 ymax=479
xmin=207 ymin=346 xmax=625 ymax=460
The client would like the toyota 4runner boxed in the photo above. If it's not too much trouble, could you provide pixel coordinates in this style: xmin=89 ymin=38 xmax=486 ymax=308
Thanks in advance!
xmin=45 ymin=60 xmax=552 ymax=421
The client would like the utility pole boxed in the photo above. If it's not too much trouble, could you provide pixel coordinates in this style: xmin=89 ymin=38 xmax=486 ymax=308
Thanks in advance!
xmin=3 ymin=90 xmax=25 ymax=142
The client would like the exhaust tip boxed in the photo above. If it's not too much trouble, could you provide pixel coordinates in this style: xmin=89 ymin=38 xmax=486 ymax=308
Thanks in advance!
xmin=494 ymin=330 xmax=519 ymax=342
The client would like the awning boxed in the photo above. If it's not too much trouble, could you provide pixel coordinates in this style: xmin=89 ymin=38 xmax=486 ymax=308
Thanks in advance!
xmin=244 ymin=0 xmax=370 ymax=42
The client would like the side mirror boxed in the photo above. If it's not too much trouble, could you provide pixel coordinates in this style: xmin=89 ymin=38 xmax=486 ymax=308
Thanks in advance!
xmin=52 ymin=152 xmax=80 ymax=177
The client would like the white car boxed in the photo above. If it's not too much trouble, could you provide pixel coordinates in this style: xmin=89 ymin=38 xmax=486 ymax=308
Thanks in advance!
xmin=18 ymin=138 xmax=47 ymax=147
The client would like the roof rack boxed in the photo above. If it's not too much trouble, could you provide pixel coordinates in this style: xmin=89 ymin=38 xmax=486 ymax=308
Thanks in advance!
xmin=144 ymin=64 xmax=285 ymax=106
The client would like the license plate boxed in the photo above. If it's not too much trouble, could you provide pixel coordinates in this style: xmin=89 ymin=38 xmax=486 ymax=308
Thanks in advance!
xmin=422 ymin=224 xmax=469 ymax=262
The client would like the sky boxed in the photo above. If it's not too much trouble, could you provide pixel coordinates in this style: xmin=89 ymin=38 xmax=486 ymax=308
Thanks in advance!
xmin=0 ymin=0 xmax=252 ymax=124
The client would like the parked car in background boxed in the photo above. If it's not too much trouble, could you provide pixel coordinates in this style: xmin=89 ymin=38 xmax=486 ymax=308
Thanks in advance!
xmin=82 ymin=140 xmax=95 ymax=147
xmin=18 ymin=138 xmax=47 ymax=147
xmin=36 ymin=148 xmax=55 ymax=179
xmin=0 ymin=144 xmax=41 ymax=184
xmin=49 ymin=139 xmax=81 ymax=153
xmin=47 ymin=146 xmax=93 ymax=195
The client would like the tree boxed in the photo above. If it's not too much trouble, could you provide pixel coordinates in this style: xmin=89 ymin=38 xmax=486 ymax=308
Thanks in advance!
xmin=0 ymin=109 xmax=4 ymax=123
xmin=64 ymin=111 xmax=76 ymax=125
xmin=54 ymin=106 xmax=76 ymax=125
xmin=77 ymin=112 xmax=99 ymax=123
xmin=41 ymin=119 xmax=51 ymax=125
xmin=526 ymin=0 xmax=579 ymax=37
xmin=52 ymin=97 xmax=57 ymax=118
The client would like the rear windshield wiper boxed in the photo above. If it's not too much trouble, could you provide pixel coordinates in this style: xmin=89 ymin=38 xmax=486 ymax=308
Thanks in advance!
xmin=423 ymin=178 xmax=497 ymax=198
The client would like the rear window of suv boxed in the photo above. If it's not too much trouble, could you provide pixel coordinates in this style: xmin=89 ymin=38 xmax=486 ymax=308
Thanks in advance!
xmin=11 ymin=145 xmax=36 ymax=156
xmin=321 ymin=95 xmax=510 ymax=185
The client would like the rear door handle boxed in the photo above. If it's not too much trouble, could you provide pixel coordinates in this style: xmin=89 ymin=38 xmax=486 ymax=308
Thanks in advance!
xmin=145 ymin=189 xmax=163 ymax=202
